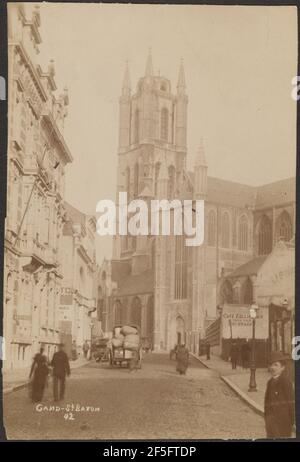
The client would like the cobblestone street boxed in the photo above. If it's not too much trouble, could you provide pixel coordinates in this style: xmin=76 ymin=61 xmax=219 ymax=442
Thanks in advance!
xmin=3 ymin=353 xmax=266 ymax=440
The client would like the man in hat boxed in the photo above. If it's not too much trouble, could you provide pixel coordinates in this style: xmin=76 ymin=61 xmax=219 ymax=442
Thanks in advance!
xmin=51 ymin=343 xmax=71 ymax=401
xmin=264 ymin=352 xmax=295 ymax=438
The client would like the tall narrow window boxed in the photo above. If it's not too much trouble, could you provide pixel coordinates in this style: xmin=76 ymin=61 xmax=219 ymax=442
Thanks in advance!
xmin=131 ymin=296 xmax=142 ymax=327
xmin=125 ymin=167 xmax=130 ymax=198
xmin=115 ymin=300 xmax=122 ymax=325
xmin=154 ymin=162 xmax=161 ymax=196
xmin=134 ymin=162 xmax=139 ymax=197
xmin=276 ymin=211 xmax=292 ymax=242
xmin=258 ymin=215 xmax=272 ymax=255
xmin=174 ymin=235 xmax=188 ymax=300
xmin=134 ymin=109 xmax=140 ymax=144
xmin=207 ymin=210 xmax=216 ymax=246
xmin=238 ymin=215 xmax=248 ymax=251
xmin=161 ymin=108 xmax=168 ymax=142
xmin=221 ymin=212 xmax=230 ymax=248
xmin=167 ymin=165 xmax=175 ymax=198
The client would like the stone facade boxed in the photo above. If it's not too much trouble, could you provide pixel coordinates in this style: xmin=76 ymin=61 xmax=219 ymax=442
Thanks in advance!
xmin=59 ymin=202 xmax=97 ymax=356
xmin=99 ymin=51 xmax=296 ymax=354
xmin=4 ymin=4 xmax=73 ymax=370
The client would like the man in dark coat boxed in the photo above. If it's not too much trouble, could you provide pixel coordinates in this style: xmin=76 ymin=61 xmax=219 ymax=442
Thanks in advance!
xmin=205 ymin=341 xmax=211 ymax=360
xmin=176 ymin=344 xmax=189 ymax=375
xmin=264 ymin=352 xmax=295 ymax=438
xmin=51 ymin=343 xmax=71 ymax=401
xmin=230 ymin=342 xmax=239 ymax=369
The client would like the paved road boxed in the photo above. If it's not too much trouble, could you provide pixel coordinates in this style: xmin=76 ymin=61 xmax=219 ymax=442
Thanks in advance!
xmin=3 ymin=352 xmax=265 ymax=440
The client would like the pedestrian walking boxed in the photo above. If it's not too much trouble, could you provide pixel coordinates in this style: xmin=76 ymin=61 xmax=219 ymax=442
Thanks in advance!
xmin=241 ymin=340 xmax=251 ymax=369
xmin=205 ymin=341 xmax=211 ymax=360
xmin=264 ymin=352 xmax=295 ymax=438
xmin=83 ymin=340 xmax=90 ymax=359
xmin=51 ymin=343 xmax=71 ymax=401
xmin=176 ymin=344 xmax=189 ymax=375
xmin=29 ymin=348 xmax=49 ymax=403
xmin=230 ymin=342 xmax=239 ymax=370
xmin=71 ymin=340 xmax=77 ymax=361
xmin=170 ymin=344 xmax=178 ymax=360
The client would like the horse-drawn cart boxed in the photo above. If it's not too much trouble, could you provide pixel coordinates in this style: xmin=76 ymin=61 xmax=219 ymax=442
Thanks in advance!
xmin=108 ymin=325 xmax=143 ymax=369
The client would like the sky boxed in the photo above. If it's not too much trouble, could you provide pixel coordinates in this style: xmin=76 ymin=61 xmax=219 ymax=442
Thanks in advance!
xmin=19 ymin=3 xmax=298 ymax=262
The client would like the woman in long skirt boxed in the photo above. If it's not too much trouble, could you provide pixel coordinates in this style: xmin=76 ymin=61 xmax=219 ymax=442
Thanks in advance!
xmin=29 ymin=355 xmax=49 ymax=402
xmin=176 ymin=344 xmax=189 ymax=375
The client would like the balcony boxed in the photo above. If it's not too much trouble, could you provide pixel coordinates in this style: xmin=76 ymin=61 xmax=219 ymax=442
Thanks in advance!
xmin=20 ymin=237 xmax=58 ymax=270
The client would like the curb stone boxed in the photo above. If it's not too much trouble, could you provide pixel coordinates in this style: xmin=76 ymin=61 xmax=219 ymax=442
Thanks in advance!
xmin=191 ymin=352 xmax=264 ymax=417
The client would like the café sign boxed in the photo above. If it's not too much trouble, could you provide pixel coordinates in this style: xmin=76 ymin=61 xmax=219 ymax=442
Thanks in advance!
xmin=222 ymin=304 xmax=269 ymax=340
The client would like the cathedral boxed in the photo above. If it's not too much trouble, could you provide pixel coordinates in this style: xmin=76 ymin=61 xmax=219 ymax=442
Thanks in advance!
xmin=98 ymin=51 xmax=295 ymax=353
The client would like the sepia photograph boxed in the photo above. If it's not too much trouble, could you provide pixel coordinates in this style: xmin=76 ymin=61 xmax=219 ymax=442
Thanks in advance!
xmin=1 ymin=2 xmax=298 ymax=441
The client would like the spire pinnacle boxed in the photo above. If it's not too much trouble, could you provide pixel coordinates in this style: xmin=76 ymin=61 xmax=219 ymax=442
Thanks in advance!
xmin=158 ymin=156 xmax=169 ymax=181
xmin=177 ymin=58 xmax=186 ymax=94
xmin=145 ymin=48 xmax=154 ymax=77
xmin=122 ymin=61 xmax=131 ymax=96
xmin=195 ymin=138 xmax=207 ymax=167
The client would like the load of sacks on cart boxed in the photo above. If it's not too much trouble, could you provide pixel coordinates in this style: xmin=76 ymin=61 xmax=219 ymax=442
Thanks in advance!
xmin=110 ymin=325 xmax=140 ymax=350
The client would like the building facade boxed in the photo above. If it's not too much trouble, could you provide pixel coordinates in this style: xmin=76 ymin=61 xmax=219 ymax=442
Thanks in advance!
xmin=59 ymin=202 xmax=97 ymax=357
xmin=4 ymin=4 xmax=73 ymax=370
xmin=98 ymin=51 xmax=296 ymax=354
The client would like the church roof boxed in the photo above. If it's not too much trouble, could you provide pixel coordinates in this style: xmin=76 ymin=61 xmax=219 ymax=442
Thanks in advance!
xmin=116 ymin=269 xmax=154 ymax=296
xmin=255 ymin=177 xmax=295 ymax=209
xmin=206 ymin=177 xmax=256 ymax=208
xmin=186 ymin=174 xmax=295 ymax=209
xmin=227 ymin=255 xmax=268 ymax=278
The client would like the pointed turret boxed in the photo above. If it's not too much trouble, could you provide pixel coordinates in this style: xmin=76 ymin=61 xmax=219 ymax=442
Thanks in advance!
xmin=175 ymin=59 xmax=188 ymax=149
xmin=122 ymin=61 xmax=131 ymax=97
xmin=145 ymin=48 xmax=154 ymax=77
xmin=119 ymin=62 xmax=131 ymax=149
xmin=195 ymin=138 xmax=207 ymax=167
xmin=177 ymin=59 xmax=186 ymax=95
xmin=158 ymin=158 xmax=169 ymax=181
xmin=194 ymin=139 xmax=207 ymax=198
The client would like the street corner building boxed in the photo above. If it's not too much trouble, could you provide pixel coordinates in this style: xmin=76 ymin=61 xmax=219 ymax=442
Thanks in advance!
xmin=97 ymin=51 xmax=296 ymax=358
xmin=3 ymin=4 xmax=98 ymax=371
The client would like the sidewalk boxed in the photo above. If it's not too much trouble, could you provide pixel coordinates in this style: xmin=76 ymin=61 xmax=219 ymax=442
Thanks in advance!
xmin=192 ymin=353 xmax=269 ymax=416
xmin=2 ymin=357 xmax=90 ymax=395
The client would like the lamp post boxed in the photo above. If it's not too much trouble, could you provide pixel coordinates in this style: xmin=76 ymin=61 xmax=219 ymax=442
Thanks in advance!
xmin=89 ymin=321 xmax=94 ymax=360
xmin=248 ymin=303 xmax=259 ymax=392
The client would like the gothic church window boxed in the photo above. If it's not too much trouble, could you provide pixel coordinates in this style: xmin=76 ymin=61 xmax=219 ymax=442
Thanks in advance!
xmin=125 ymin=167 xmax=130 ymax=198
xmin=208 ymin=210 xmax=216 ymax=246
xmin=221 ymin=212 xmax=230 ymax=248
xmin=258 ymin=215 xmax=272 ymax=255
xmin=154 ymin=162 xmax=161 ymax=196
xmin=276 ymin=211 xmax=292 ymax=242
xmin=131 ymin=296 xmax=142 ymax=327
xmin=243 ymin=277 xmax=253 ymax=305
xmin=238 ymin=215 xmax=248 ymax=251
xmin=161 ymin=108 xmax=168 ymax=142
xmin=134 ymin=109 xmax=140 ymax=144
xmin=115 ymin=300 xmax=123 ymax=325
xmin=167 ymin=165 xmax=175 ymax=198
xmin=174 ymin=235 xmax=188 ymax=300
xmin=134 ymin=163 xmax=139 ymax=197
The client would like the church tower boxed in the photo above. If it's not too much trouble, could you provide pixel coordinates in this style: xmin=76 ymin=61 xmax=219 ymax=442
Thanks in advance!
xmin=114 ymin=51 xmax=189 ymax=264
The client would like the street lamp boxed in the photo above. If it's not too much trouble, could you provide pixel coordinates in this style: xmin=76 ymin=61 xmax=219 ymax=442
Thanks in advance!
xmin=89 ymin=321 xmax=94 ymax=360
xmin=248 ymin=302 xmax=259 ymax=392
